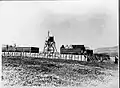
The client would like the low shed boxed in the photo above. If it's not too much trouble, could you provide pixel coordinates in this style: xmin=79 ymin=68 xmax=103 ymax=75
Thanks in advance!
xmin=16 ymin=47 xmax=39 ymax=53
xmin=2 ymin=46 xmax=39 ymax=53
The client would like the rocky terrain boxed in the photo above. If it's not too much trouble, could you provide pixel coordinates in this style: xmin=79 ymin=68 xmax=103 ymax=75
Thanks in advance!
xmin=1 ymin=56 xmax=119 ymax=88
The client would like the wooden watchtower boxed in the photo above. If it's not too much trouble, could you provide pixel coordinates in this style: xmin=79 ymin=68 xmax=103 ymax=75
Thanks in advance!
xmin=43 ymin=31 xmax=57 ymax=54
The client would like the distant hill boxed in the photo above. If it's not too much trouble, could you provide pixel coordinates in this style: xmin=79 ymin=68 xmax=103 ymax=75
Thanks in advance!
xmin=94 ymin=46 xmax=118 ymax=57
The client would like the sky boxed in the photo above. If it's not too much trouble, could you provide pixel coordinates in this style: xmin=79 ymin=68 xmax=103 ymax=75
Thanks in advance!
xmin=0 ymin=0 xmax=118 ymax=51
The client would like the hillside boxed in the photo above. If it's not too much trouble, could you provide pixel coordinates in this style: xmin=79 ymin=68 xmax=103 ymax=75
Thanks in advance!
xmin=94 ymin=46 xmax=118 ymax=57
xmin=2 ymin=56 xmax=118 ymax=88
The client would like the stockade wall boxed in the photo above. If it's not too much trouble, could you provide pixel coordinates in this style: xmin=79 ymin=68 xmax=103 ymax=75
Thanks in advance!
xmin=2 ymin=52 xmax=87 ymax=61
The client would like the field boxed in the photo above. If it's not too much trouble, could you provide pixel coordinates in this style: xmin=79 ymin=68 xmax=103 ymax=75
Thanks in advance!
xmin=1 ymin=56 xmax=119 ymax=88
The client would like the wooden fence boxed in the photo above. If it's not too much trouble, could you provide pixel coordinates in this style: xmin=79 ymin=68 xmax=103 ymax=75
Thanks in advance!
xmin=2 ymin=52 xmax=87 ymax=61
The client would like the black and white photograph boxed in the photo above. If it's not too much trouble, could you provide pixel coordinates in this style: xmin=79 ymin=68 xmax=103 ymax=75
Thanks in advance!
xmin=0 ymin=0 xmax=119 ymax=88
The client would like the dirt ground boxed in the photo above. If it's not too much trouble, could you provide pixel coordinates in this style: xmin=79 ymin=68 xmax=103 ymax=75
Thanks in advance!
xmin=1 ymin=56 xmax=119 ymax=88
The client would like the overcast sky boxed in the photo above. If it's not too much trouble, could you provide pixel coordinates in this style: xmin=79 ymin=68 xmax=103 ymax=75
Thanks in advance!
xmin=0 ymin=0 xmax=118 ymax=51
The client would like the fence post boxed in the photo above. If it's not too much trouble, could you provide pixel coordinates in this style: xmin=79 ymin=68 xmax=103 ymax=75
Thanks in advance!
xmin=12 ymin=52 xmax=13 ymax=57
xmin=74 ymin=55 xmax=76 ymax=60
xmin=80 ymin=55 xmax=83 ymax=61
xmin=63 ymin=54 xmax=65 ymax=59
xmin=20 ymin=52 xmax=22 ymax=59
xmin=8 ymin=51 xmax=9 ymax=57
xmin=29 ymin=52 xmax=31 ymax=58
xmin=73 ymin=55 xmax=75 ymax=60
xmin=37 ymin=53 xmax=39 ymax=58
xmin=77 ymin=55 xmax=79 ymax=61
xmin=4 ymin=52 xmax=5 ymax=57
xmin=37 ymin=53 xmax=38 ymax=58
xmin=59 ymin=54 xmax=61 ymax=59
xmin=2 ymin=52 xmax=4 ymax=57
xmin=64 ymin=54 xmax=66 ymax=59
xmin=70 ymin=54 xmax=72 ymax=60
xmin=66 ymin=54 xmax=68 ymax=59
xmin=68 ymin=54 xmax=70 ymax=60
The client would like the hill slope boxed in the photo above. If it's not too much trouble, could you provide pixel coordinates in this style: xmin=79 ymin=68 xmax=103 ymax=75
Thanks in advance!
xmin=94 ymin=46 xmax=118 ymax=57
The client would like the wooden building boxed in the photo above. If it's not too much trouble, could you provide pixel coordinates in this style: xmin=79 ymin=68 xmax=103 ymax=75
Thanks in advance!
xmin=2 ymin=46 xmax=39 ymax=53
xmin=60 ymin=45 xmax=86 ymax=55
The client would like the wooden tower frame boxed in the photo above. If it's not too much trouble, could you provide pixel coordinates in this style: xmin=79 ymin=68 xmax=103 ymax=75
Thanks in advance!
xmin=43 ymin=31 xmax=57 ymax=54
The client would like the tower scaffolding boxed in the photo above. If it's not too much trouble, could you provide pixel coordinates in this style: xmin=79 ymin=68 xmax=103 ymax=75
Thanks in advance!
xmin=43 ymin=31 xmax=57 ymax=56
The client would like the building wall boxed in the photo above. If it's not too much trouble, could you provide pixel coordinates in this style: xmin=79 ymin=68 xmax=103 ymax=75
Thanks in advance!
xmin=60 ymin=45 xmax=86 ymax=55
xmin=2 ymin=46 xmax=39 ymax=53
